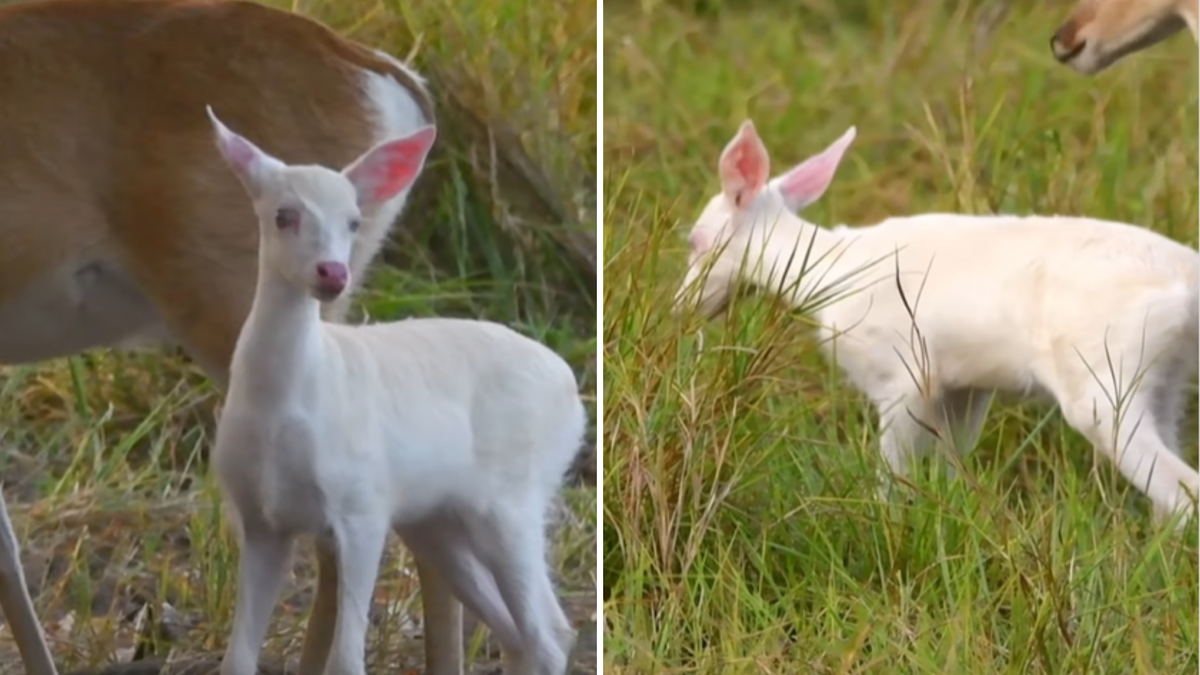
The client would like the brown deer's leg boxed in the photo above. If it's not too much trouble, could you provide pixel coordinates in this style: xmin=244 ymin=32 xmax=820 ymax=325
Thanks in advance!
xmin=0 ymin=484 xmax=58 ymax=675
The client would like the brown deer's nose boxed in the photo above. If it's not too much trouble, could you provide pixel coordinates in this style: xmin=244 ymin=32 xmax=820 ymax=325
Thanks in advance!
xmin=1050 ymin=21 xmax=1085 ymax=62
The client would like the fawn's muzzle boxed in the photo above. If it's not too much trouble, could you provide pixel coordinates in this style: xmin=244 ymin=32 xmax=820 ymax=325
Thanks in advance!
xmin=315 ymin=261 xmax=349 ymax=296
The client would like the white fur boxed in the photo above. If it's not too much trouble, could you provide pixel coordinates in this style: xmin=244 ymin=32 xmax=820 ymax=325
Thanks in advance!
xmin=677 ymin=120 xmax=1199 ymax=524
xmin=314 ymin=61 xmax=433 ymax=322
xmin=207 ymin=110 xmax=583 ymax=675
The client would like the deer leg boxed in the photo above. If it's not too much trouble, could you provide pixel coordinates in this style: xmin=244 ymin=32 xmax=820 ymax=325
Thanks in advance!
xmin=219 ymin=517 xmax=294 ymax=675
xmin=874 ymin=388 xmax=940 ymax=499
xmin=323 ymin=516 xmax=389 ymax=675
xmin=1061 ymin=382 xmax=1199 ymax=527
xmin=472 ymin=504 xmax=571 ymax=675
xmin=412 ymin=554 xmax=465 ymax=675
xmin=297 ymin=543 xmax=339 ymax=675
xmin=400 ymin=517 xmax=533 ymax=674
xmin=0 ymin=483 xmax=57 ymax=675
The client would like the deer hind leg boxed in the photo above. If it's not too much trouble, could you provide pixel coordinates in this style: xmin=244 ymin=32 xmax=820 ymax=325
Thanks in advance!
xmin=1148 ymin=354 xmax=1192 ymax=458
xmin=399 ymin=517 xmax=520 ymax=675
xmin=1057 ymin=370 xmax=1199 ymax=527
xmin=467 ymin=503 xmax=572 ymax=675
xmin=0 ymin=484 xmax=58 ymax=675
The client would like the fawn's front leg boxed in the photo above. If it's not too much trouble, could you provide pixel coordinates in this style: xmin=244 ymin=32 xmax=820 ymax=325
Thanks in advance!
xmin=220 ymin=517 xmax=294 ymax=675
xmin=874 ymin=390 xmax=938 ymax=501
xmin=323 ymin=516 xmax=389 ymax=675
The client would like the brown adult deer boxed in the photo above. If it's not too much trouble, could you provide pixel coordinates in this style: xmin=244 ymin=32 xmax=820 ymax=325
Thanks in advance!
xmin=1050 ymin=0 xmax=1198 ymax=74
xmin=0 ymin=0 xmax=443 ymax=673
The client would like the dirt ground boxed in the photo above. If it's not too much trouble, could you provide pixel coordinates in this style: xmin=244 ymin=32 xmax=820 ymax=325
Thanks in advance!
xmin=60 ymin=604 xmax=598 ymax=675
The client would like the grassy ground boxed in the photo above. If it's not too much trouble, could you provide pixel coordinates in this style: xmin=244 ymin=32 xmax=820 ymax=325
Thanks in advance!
xmin=602 ymin=1 xmax=1198 ymax=673
xmin=0 ymin=0 xmax=596 ymax=673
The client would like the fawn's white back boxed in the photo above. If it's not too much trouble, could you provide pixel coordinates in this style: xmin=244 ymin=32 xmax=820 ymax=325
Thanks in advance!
xmin=208 ymin=111 xmax=584 ymax=675
xmin=676 ymin=120 xmax=1199 ymax=525
xmin=0 ymin=2 xmax=435 ymax=673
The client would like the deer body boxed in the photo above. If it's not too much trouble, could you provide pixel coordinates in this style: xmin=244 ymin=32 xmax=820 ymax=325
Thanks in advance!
xmin=677 ymin=122 xmax=1199 ymax=524
xmin=207 ymin=112 xmax=581 ymax=675
xmin=0 ymin=1 xmax=434 ymax=673
xmin=738 ymin=211 xmax=1196 ymax=402
xmin=219 ymin=317 xmax=580 ymax=541
xmin=1051 ymin=0 xmax=1198 ymax=73
xmin=0 ymin=0 xmax=433 ymax=379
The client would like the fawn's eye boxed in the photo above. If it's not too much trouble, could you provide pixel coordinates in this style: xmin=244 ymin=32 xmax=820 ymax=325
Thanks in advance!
xmin=275 ymin=208 xmax=300 ymax=230
xmin=348 ymin=218 xmax=361 ymax=233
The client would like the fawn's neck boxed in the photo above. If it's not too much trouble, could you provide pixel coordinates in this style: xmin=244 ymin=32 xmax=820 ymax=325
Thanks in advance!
xmin=747 ymin=208 xmax=848 ymax=311
xmin=232 ymin=258 xmax=326 ymax=402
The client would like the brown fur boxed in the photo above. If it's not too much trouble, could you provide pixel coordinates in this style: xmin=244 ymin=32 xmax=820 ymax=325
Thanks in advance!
xmin=1052 ymin=0 xmax=1198 ymax=71
xmin=0 ymin=0 xmax=434 ymax=382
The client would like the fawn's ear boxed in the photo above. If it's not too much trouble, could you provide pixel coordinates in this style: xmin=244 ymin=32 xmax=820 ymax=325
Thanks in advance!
xmin=206 ymin=105 xmax=285 ymax=199
xmin=343 ymin=125 xmax=437 ymax=209
xmin=718 ymin=120 xmax=771 ymax=210
xmin=773 ymin=126 xmax=856 ymax=213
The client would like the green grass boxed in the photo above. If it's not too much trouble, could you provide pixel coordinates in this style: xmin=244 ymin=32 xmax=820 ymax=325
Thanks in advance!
xmin=601 ymin=1 xmax=1198 ymax=673
xmin=0 ymin=0 xmax=596 ymax=672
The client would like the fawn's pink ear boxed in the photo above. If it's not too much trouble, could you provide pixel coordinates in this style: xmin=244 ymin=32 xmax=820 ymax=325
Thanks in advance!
xmin=343 ymin=126 xmax=437 ymax=209
xmin=718 ymin=120 xmax=771 ymax=209
xmin=773 ymin=126 xmax=856 ymax=212
xmin=206 ymin=105 xmax=284 ymax=198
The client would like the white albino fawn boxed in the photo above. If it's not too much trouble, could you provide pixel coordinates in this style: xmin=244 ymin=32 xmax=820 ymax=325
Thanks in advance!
xmin=0 ymin=0 xmax=435 ymax=672
xmin=676 ymin=120 xmax=1199 ymax=524
xmin=1051 ymin=0 xmax=1198 ymax=74
xmin=207 ymin=109 xmax=583 ymax=675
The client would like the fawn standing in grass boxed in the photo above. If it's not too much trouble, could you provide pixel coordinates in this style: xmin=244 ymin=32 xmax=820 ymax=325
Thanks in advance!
xmin=207 ymin=109 xmax=583 ymax=675
xmin=675 ymin=120 xmax=1199 ymax=525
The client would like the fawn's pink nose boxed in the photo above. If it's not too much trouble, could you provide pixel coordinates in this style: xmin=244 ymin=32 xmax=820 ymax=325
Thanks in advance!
xmin=315 ymin=261 xmax=349 ymax=295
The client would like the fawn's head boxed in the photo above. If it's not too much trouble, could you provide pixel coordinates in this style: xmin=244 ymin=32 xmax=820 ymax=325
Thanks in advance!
xmin=1051 ymin=0 xmax=1196 ymax=74
xmin=675 ymin=120 xmax=856 ymax=318
xmin=207 ymin=106 xmax=436 ymax=302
